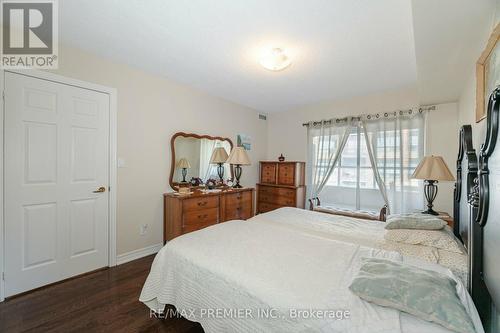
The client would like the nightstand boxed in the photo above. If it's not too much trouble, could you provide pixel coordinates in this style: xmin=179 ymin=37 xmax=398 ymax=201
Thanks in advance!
xmin=435 ymin=212 xmax=453 ymax=228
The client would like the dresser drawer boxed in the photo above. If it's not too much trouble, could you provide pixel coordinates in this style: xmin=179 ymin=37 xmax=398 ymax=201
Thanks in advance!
xmin=259 ymin=185 xmax=296 ymax=198
xmin=225 ymin=191 xmax=252 ymax=206
xmin=258 ymin=202 xmax=282 ymax=214
xmin=183 ymin=196 xmax=218 ymax=211
xmin=183 ymin=220 xmax=216 ymax=234
xmin=223 ymin=191 xmax=253 ymax=221
xmin=261 ymin=163 xmax=277 ymax=184
xmin=258 ymin=187 xmax=296 ymax=206
xmin=278 ymin=163 xmax=296 ymax=186
xmin=183 ymin=207 xmax=218 ymax=230
xmin=224 ymin=201 xmax=252 ymax=220
xmin=259 ymin=195 xmax=295 ymax=206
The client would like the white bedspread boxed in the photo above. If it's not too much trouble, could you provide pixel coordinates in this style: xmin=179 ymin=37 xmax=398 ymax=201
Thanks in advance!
xmin=140 ymin=213 xmax=483 ymax=333
xmin=251 ymin=208 xmax=469 ymax=284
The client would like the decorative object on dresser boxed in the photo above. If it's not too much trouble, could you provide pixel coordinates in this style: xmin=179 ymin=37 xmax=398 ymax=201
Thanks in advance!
xmin=411 ymin=155 xmax=455 ymax=215
xmin=176 ymin=158 xmax=191 ymax=183
xmin=257 ymin=161 xmax=306 ymax=213
xmin=209 ymin=147 xmax=229 ymax=182
xmin=278 ymin=153 xmax=285 ymax=162
xmin=164 ymin=188 xmax=254 ymax=242
xmin=226 ymin=146 xmax=251 ymax=188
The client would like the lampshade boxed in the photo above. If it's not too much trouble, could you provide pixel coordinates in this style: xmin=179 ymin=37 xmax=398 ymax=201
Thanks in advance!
xmin=226 ymin=147 xmax=251 ymax=165
xmin=176 ymin=158 xmax=191 ymax=169
xmin=412 ymin=155 xmax=455 ymax=181
xmin=209 ymin=147 xmax=229 ymax=164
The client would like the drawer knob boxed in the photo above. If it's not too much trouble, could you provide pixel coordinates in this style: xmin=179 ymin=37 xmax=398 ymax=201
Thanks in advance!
xmin=198 ymin=201 xmax=208 ymax=206
xmin=198 ymin=214 xmax=208 ymax=219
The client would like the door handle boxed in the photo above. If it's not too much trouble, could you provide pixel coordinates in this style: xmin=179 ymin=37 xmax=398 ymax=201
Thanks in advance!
xmin=93 ymin=186 xmax=106 ymax=193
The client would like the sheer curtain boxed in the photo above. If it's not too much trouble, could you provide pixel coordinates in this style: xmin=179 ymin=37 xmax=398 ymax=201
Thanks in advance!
xmin=306 ymin=118 xmax=353 ymax=200
xmin=361 ymin=110 xmax=426 ymax=214
xmin=199 ymin=139 xmax=216 ymax=181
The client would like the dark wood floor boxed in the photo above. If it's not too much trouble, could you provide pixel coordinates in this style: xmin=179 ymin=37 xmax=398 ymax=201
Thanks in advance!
xmin=0 ymin=255 xmax=204 ymax=333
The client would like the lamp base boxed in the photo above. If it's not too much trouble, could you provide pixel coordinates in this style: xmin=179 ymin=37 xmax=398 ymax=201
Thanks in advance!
xmin=423 ymin=179 xmax=439 ymax=216
xmin=421 ymin=208 xmax=439 ymax=215
xmin=232 ymin=164 xmax=242 ymax=188
xmin=217 ymin=163 xmax=224 ymax=183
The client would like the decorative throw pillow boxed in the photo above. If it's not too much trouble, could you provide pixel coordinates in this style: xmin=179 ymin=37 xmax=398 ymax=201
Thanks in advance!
xmin=385 ymin=213 xmax=446 ymax=230
xmin=349 ymin=258 xmax=476 ymax=333
xmin=384 ymin=227 xmax=465 ymax=254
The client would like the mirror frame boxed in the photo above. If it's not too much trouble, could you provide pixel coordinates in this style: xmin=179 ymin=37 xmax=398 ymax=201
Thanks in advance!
xmin=169 ymin=132 xmax=234 ymax=189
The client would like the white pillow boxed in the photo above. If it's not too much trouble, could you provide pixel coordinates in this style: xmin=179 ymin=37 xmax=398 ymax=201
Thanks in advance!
xmin=384 ymin=227 xmax=465 ymax=254
xmin=385 ymin=213 xmax=446 ymax=230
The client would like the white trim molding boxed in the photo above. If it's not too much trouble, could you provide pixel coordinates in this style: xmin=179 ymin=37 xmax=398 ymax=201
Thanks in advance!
xmin=116 ymin=243 xmax=163 ymax=266
xmin=0 ymin=69 xmax=118 ymax=301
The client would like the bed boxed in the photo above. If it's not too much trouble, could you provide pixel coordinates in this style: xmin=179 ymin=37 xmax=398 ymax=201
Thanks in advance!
xmin=140 ymin=215 xmax=481 ymax=333
xmin=250 ymin=207 xmax=468 ymax=285
xmin=140 ymin=89 xmax=500 ymax=332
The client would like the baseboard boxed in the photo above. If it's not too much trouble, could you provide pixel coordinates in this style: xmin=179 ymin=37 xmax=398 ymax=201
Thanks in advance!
xmin=116 ymin=243 xmax=163 ymax=265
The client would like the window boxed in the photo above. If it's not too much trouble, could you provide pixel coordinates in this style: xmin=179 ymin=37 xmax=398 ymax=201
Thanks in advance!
xmin=309 ymin=115 xmax=425 ymax=214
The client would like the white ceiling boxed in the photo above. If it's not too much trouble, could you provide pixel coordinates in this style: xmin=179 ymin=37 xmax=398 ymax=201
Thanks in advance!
xmin=59 ymin=0 xmax=496 ymax=113
xmin=59 ymin=0 xmax=417 ymax=113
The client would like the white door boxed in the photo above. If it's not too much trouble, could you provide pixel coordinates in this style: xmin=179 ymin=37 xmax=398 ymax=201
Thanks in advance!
xmin=4 ymin=72 xmax=110 ymax=297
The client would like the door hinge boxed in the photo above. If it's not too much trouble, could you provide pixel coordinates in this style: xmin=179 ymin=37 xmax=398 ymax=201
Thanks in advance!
xmin=2 ymin=91 xmax=4 ymax=101
xmin=2 ymin=272 xmax=4 ymax=281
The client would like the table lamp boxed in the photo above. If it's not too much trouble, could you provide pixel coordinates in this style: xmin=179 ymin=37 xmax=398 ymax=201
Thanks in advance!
xmin=412 ymin=155 xmax=455 ymax=215
xmin=226 ymin=147 xmax=251 ymax=188
xmin=209 ymin=147 xmax=229 ymax=182
xmin=176 ymin=158 xmax=191 ymax=183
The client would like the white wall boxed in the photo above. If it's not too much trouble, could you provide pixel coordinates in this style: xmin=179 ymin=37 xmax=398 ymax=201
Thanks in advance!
xmin=267 ymin=86 xmax=459 ymax=215
xmin=457 ymin=7 xmax=499 ymax=149
xmin=50 ymin=45 xmax=267 ymax=255
xmin=426 ymin=103 xmax=459 ymax=215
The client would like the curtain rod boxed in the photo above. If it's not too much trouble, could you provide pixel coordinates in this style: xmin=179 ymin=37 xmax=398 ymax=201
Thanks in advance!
xmin=302 ymin=105 xmax=436 ymax=127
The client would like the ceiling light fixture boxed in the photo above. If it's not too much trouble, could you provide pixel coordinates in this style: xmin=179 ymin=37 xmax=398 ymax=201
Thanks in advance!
xmin=259 ymin=47 xmax=292 ymax=71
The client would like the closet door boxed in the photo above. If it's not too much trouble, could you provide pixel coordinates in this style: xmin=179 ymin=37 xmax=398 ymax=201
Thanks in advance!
xmin=4 ymin=72 xmax=110 ymax=297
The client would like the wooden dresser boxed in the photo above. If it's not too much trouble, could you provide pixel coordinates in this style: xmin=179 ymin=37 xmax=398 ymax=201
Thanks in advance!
xmin=257 ymin=161 xmax=306 ymax=214
xmin=164 ymin=188 xmax=254 ymax=242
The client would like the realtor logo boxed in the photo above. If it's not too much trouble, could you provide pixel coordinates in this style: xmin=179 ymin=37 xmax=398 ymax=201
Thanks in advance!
xmin=1 ymin=0 xmax=58 ymax=68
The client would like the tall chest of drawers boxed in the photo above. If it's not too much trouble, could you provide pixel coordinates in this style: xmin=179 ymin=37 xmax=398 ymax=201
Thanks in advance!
xmin=257 ymin=161 xmax=306 ymax=214
xmin=164 ymin=188 xmax=254 ymax=242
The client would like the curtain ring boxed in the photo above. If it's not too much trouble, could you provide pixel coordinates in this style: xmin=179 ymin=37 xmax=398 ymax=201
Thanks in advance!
xmin=384 ymin=112 xmax=388 ymax=117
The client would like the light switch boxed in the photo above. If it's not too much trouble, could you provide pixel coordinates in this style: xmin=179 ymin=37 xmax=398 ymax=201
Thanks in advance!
xmin=117 ymin=157 xmax=126 ymax=168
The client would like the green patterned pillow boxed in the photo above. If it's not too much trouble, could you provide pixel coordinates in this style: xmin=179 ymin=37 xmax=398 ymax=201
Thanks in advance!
xmin=385 ymin=213 xmax=446 ymax=230
xmin=349 ymin=258 xmax=475 ymax=333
